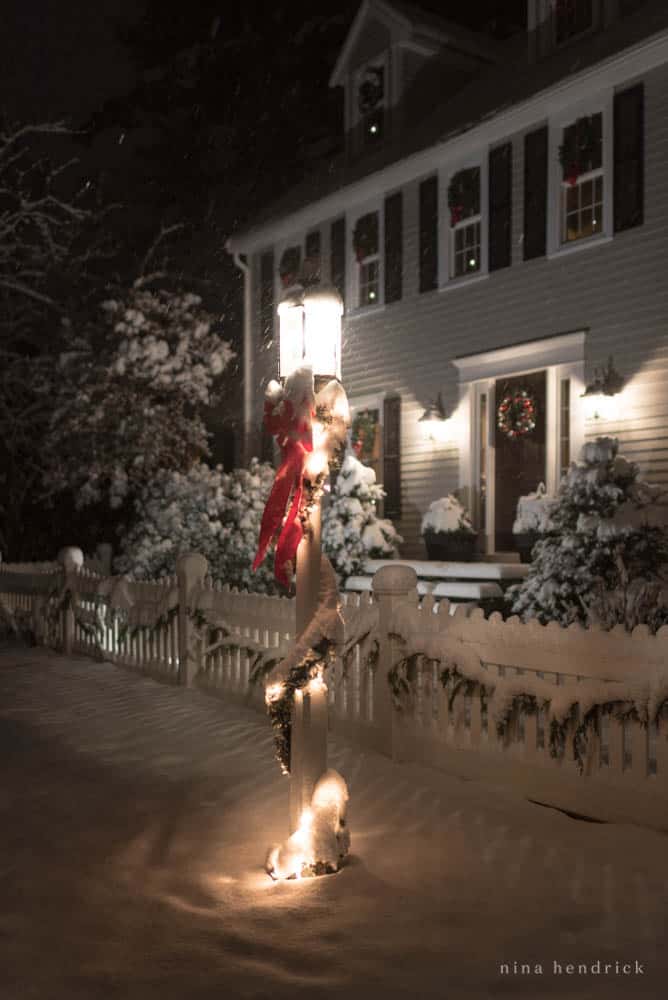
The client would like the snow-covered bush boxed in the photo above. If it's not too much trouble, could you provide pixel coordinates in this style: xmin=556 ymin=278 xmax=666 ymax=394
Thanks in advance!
xmin=116 ymin=459 xmax=277 ymax=593
xmin=421 ymin=495 xmax=475 ymax=536
xmin=322 ymin=452 xmax=402 ymax=584
xmin=509 ymin=437 xmax=668 ymax=630
xmin=512 ymin=482 xmax=557 ymax=535
xmin=46 ymin=286 xmax=234 ymax=510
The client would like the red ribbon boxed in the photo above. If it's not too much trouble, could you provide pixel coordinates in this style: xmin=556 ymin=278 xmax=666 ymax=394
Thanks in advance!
xmin=253 ymin=396 xmax=313 ymax=588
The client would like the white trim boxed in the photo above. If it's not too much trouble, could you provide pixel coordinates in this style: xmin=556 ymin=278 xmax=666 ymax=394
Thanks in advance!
xmin=547 ymin=233 xmax=612 ymax=259
xmin=229 ymin=28 xmax=668 ymax=254
xmin=438 ymin=272 xmax=490 ymax=294
xmin=547 ymin=90 xmax=614 ymax=255
xmin=452 ymin=330 xmax=586 ymax=382
xmin=330 ymin=0 xmax=410 ymax=88
xmin=455 ymin=331 xmax=586 ymax=549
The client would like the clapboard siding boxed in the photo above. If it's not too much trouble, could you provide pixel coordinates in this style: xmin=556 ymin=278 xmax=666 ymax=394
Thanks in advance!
xmin=251 ymin=62 xmax=668 ymax=554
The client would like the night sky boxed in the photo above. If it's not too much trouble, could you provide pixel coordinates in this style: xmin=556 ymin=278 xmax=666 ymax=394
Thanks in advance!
xmin=1 ymin=1 xmax=526 ymax=125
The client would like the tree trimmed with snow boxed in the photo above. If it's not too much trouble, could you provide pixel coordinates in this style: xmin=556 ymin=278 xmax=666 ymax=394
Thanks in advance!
xmin=322 ymin=451 xmax=402 ymax=585
xmin=509 ymin=437 xmax=668 ymax=631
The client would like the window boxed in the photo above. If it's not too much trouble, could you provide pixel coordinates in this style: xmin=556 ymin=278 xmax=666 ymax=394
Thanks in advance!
xmin=555 ymin=0 xmax=593 ymax=45
xmin=278 ymin=245 xmax=301 ymax=289
xmin=357 ymin=62 xmax=386 ymax=147
xmin=448 ymin=167 xmax=481 ymax=278
xmin=351 ymin=407 xmax=382 ymax=482
xmin=352 ymin=211 xmax=380 ymax=307
xmin=559 ymin=112 xmax=603 ymax=243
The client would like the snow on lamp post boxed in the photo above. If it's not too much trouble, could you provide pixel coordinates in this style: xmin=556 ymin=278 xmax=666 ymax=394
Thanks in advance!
xmin=260 ymin=283 xmax=350 ymax=877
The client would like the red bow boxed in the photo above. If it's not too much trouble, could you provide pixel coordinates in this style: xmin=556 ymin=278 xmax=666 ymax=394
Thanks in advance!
xmin=253 ymin=396 xmax=313 ymax=588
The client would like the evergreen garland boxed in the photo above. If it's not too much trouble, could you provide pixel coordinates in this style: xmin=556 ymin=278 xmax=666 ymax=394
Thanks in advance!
xmin=447 ymin=168 xmax=480 ymax=226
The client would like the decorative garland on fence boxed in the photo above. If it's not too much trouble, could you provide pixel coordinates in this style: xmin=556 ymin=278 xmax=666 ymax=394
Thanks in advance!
xmin=388 ymin=648 xmax=668 ymax=775
xmin=497 ymin=388 xmax=537 ymax=439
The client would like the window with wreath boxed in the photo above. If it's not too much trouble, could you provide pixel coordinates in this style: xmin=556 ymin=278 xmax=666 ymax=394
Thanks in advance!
xmin=555 ymin=0 xmax=593 ymax=45
xmin=357 ymin=63 xmax=385 ymax=146
xmin=448 ymin=167 xmax=481 ymax=278
xmin=559 ymin=112 xmax=603 ymax=244
xmin=351 ymin=407 xmax=382 ymax=482
xmin=353 ymin=211 xmax=380 ymax=307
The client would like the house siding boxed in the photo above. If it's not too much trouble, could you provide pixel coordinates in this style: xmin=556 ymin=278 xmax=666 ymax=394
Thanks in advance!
xmin=250 ymin=61 xmax=668 ymax=557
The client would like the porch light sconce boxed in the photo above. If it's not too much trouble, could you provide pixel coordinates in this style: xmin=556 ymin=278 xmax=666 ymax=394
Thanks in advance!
xmin=419 ymin=392 xmax=451 ymax=443
xmin=581 ymin=356 xmax=624 ymax=421
xmin=277 ymin=283 xmax=343 ymax=383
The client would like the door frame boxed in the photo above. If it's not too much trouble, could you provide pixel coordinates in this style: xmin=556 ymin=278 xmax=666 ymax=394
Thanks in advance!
xmin=453 ymin=331 xmax=586 ymax=553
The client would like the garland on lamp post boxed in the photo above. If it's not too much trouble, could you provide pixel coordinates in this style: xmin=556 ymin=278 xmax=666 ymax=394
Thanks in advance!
xmin=497 ymin=388 xmax=537 ymax=439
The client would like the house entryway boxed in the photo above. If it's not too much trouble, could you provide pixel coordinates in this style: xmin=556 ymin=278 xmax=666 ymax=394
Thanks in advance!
xmin=494 ymin=370 xmax=547 ymax=551
xmin=453 ymin=331 xmax=586 ymax=557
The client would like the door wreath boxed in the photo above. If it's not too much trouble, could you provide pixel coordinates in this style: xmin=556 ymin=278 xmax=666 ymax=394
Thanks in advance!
xmin=497 ymin=388 xmax=537 ymax=439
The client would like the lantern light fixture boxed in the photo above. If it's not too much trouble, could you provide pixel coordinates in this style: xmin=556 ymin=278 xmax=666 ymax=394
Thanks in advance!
xmin=581 ymin=356 xmax=624 ymax=421
xmin=278 ymin=284 xmax=343 ymax=382
xmin=419 ymin=391 xmax=451 ymax=443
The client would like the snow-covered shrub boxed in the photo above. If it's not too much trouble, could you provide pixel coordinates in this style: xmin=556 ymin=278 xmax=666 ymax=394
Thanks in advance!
xmin=46 ymin=286 xmax=234 ymax=510
xmin=512 ymin=482 xmax=557 ymax=535
xmin=509 ymin=437 xmax=668 ymax=630
xmin=421 ymin=495 xmax=475 ymax=536
xmin=116 ymin=459 xmax=277 ymax=593
xmin=322 ymin=452 xmax=402 ymax=584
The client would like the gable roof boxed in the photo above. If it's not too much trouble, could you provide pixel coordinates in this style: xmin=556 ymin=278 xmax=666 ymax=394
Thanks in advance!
xmin=228 ymin=0 xmax=668 ymax=253
xmin=329 ymin=0 xmax=498 ymax=88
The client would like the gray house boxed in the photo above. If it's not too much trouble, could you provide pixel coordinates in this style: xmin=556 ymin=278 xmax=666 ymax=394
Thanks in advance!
xmin=227 ymin=0 xmax=668 ymax=557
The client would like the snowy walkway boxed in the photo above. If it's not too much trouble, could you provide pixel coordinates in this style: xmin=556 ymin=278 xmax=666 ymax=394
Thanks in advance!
xmin=1 ymin=642 xmax=667 ymax=999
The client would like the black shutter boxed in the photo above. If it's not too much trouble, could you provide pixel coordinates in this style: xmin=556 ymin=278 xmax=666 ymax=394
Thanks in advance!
xmin=523 ymin=126 xmax=548 ymax=260
xmin=614 ymin=83 xmax=644 ymax=232
xmin=383 ymin=395 xmax=401 ymax=519
xmin=419 ymin=175 xmax=438 ymax=292
xmin=259 ymin=250 xmax=274 ymax=345
xmin=330 ymin=217 xmax=345 ymax=306
xmin=384 ymin=191 xmax=403 ymax=303
xmin=489 ymin=142 xmax=513 ymax=271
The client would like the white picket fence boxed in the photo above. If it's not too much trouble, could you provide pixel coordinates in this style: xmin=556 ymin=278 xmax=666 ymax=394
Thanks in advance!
xmin=2 ymin=554 xmax=668 ymax=832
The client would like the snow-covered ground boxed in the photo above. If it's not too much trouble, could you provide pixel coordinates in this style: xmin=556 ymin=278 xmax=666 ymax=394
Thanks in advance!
xmin=1 ymin=643 xmax=667 ymax=998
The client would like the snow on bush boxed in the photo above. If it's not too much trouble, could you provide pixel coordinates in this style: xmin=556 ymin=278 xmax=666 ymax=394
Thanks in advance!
xmin=421 ymin=495 xmax=474 ymax=535
xmin=509 ymin=437 xmax=668 ymax=630
xmin=116 ymin=459 xmax=278 ymax=593
xmin=512 ymin=482 xmax=557 ymax=535
xmin=322 ymin=452 xmax=402 ymax=584
xmin=46 ymin=286 xmax=233 ymax=510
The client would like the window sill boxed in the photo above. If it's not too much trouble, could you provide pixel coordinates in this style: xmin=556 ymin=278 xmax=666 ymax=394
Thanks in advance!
xmin=347 ymin=303 xmax=386 ymax=319
xmin=438 ymin=272 xmax=489 ymax=294
xmin=547 ymin=234 xmax=612 ymax=260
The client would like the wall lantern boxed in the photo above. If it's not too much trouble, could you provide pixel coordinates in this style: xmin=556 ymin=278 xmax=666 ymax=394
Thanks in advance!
xmin=581 ymin=356 xmax=624 ymax=421
xmin=419 ymin=391 xmax=451 ymax=443
xmin=277 ymin=284 xmax=343 ymax=382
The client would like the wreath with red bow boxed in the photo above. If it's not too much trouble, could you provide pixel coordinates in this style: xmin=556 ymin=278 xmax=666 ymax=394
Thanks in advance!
xmin=497 ymin=389 xmax=537 ymax=439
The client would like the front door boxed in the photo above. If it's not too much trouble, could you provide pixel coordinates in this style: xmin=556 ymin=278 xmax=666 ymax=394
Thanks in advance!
xmin=494 ymin=370 xmax=547 ymax=551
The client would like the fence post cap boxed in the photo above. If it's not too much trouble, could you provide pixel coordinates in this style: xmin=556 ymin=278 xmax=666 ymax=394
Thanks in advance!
xmin=57 ymin=546 xmax=84 ymax=572
xmin=372 ymin=563 xmax=418 ymax=596
xmin=176 ymin=551 xmax=208 ymax=580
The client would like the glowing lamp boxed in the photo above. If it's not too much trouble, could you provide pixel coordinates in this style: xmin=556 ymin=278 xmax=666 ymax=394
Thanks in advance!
xmin=277 ymin=286 xmax=305 ymax=380
xmin=278 ymin=284 xmax=343 ymax=382
xmin=581 ymin=356 xmax=624 ymax=421
xmin=419 ymin=392 xmax=451 ymax=443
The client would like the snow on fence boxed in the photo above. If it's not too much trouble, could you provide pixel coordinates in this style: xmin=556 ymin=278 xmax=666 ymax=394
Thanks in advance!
xmin=2 ymin=555 xmax=668 ymax=831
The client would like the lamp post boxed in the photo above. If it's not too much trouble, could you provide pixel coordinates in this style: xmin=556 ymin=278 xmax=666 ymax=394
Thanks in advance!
xmin=277 ymin=282 xmax=344 ymax=832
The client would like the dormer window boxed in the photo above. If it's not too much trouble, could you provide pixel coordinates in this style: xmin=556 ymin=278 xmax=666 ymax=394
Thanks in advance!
xmin=357 ymin=62 xmax=386 ymax=146
xmin=555 ymin=0 xmax=593 ymax=45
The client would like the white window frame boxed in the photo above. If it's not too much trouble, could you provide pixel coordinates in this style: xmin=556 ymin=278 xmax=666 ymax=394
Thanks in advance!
xmin=352 ymin=51 xmax=390 ymax=146
xmin=347 ymin=202 xmax=384 ymax=313
xmin=439 ymin=156 xmax=489 ymax=289
xmin=547 ymin=90 xmax=613 ymax=258
xmin=453 ymin=332 xmax=586 ymax=553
